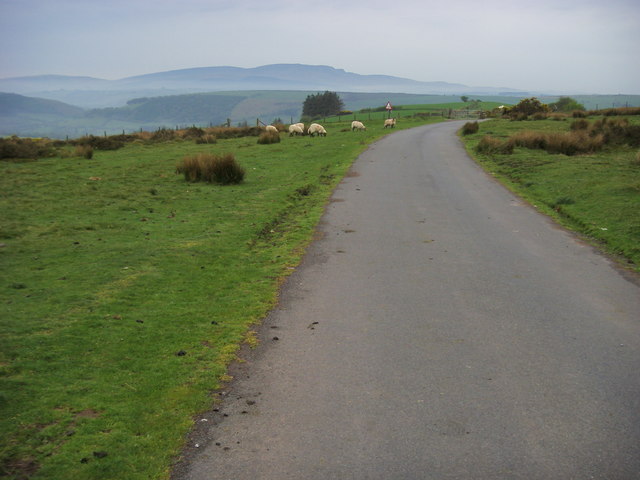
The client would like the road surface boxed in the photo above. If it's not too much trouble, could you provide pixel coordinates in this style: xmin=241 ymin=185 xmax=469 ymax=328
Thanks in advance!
xmin=172 ymin=121 xmax=640 ymax=480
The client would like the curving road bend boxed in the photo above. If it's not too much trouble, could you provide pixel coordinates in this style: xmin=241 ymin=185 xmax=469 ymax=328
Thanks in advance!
xmin=172 ymin=121 xmax=640 ymax=480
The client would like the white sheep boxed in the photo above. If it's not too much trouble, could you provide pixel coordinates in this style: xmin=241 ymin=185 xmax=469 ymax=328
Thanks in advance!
xmin=288 ymin=124 xmax=304 ymax=136
xmin=351 ymin=120 xmax=366 ymax=131
xmin=265 ymin=125 xmax=279 ymax=134
xmin=383 ymin=118 xmax=396 ymax=128
xmin=308 ymin=123 xmax=327 ymax=137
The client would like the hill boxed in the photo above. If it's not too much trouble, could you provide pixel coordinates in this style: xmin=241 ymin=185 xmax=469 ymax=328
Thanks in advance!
xmin=0 ymin=64 xmax=526 ymax=109
xmin=3 ymin=88 xmax=640 ymax=139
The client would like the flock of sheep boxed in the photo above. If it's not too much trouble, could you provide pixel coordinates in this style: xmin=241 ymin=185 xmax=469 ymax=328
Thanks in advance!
xmin=264 ymin=118 xmax=397 ymax=138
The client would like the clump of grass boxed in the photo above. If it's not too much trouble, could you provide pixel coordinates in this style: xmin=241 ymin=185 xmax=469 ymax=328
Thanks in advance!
xmin=510 ymin=130 xmax=604 ymax=155
xmin=570 ymin=118 xmax=590 ymax=130
xmin=176 ymin=153 xmax=245 ymax=184
xmin=195 ymin=134 xmax=217 ymax=144
xmin=257 ymin=132 xmax=281 ymax=145
xmin=591 ymin=117 xmax=640 ymax=147
xmin=461 ymin=121 xmax=479 ymax=135
xmin=532 ymin=112 xmax=549 ymax=120
xmin=475 ymin=135 xmax=514 ymax=154
xmin=74 ymin=145 xmax=94 ymax=159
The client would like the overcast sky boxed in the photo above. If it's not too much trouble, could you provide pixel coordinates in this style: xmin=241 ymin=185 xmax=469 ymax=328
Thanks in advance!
xmin=1 ymin=0 xmax=638 ymax=94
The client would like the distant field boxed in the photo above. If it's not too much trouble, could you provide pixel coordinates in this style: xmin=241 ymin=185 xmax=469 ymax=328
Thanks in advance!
xmin=3 ymin=90 xmax=640 ymax=139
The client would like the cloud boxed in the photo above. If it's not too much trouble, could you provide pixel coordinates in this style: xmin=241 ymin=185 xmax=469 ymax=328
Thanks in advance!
xmin=0 ymin=0 xmax=638 ymax=93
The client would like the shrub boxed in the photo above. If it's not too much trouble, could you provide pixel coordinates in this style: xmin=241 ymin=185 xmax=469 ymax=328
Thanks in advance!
xmin=181 ymin=126 xmax=205 ymax=139
xmin=257 ymin=132 xmax=281 ymax=145
xmin=73 ymin=135 xmax=124 ymax=150
xmin=0 ymin=136 xmax=56 ymax=160
xmin=510 ymin=97 xmax=550 ymax=117
xmin=151 ymin=128 xmax=177 ymax=142
xmin=176 ymin=153 xmax=245 ymax=185
xmin=461 ymin=121 xmax=479 ymax=135
xmin=475 ymin=136 xmax=514 ymax=155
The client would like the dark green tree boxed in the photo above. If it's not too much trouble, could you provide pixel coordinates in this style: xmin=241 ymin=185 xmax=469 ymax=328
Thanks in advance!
xmin=302 ymin=91 xmax=345 ymax=118
xmin=549 ymin=96 xmax=585 ymax=112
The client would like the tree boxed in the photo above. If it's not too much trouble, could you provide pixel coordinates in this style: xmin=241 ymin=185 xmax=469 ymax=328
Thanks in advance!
xmin=302 ymin=91 xmax=345 ymax=118
xmin=549 ymin=96 xmax=585 ymax=112
xmin=461 ymin=96 xmax=469 ymax=103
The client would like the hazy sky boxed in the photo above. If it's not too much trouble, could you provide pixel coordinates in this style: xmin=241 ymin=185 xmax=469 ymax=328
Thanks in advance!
xmin=1 ymin=0 xmax=638 ymax=94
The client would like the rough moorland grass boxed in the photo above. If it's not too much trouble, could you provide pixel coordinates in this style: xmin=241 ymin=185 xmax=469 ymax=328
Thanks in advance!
xmin=0 ymin=116 xmax=437 ymax=479
xmin=461 ymin=116 xmax=640 ymax=269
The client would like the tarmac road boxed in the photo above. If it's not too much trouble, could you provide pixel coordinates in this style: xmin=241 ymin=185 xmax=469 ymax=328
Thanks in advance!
xmin=172 ymin=121 xmax=640 ymax=480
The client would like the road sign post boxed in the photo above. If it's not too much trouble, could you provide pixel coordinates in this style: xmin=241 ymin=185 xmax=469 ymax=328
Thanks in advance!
xmin=385 ymin=101 xmax=392 ymax=118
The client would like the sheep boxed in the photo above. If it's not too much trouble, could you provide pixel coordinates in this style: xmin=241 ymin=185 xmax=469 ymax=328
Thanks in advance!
xmin=351 ymin=120 xmax=366 ymax=131
xmin=288 ymin=124 xmax=304 ymax=136
xmin=308 ymin=123 xmax=327 ymax=137
xmin=265 ymin=125 xmax=279 ymax=134
xmin=383 ymin=118 xmax=396 ymax=128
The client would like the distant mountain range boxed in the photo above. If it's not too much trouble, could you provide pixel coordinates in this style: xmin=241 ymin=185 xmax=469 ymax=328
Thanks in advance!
xmin=0 ymin=64 xmax=527 ymax=108
xmin=1 ymin=64 xmax=638 ymax=138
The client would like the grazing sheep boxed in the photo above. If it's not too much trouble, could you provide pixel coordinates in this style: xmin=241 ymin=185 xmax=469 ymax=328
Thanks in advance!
xmin=288 ymin=124 xmax=304 ymax=136
xmin=383 ymin=118 xmax=396 ymax=128
xmin=265 ymin=125 xmax=278 ymax=134
xmin=351 ymin=120 xmax=366 ymax=131
xmin=308 ymin=123 xmax=327 ymax=137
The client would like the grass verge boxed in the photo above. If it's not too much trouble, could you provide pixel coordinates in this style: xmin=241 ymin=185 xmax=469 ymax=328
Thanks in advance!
xmin=0 ymin=116 xmax=439 ymax=479
xmin=459 ymin=115 xmax=640 ymax=270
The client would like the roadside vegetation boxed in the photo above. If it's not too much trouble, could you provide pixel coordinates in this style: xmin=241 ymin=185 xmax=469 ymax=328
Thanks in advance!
xmin=460 ymin=99 xmax=640 ymax=270
xmin=0 ymin=115 xmax=441 ymax=479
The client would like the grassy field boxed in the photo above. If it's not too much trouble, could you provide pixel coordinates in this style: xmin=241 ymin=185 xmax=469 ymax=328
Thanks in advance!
xmin=322 ymin=101 xmax=505 ymax=124
xmin=459 ymin=114 xmax=640 ymax=270
xmin=0 ymin=116 xmax=442 ymax=479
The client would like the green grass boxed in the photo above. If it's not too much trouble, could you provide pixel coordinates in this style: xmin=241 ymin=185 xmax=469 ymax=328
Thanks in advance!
xmin=460 ymin=116 xmax=640 ymax=270
xmin=320 ymin=102 xmax=504 ymax=125
xmin=0 ymin=116 xmax=439 ymax=479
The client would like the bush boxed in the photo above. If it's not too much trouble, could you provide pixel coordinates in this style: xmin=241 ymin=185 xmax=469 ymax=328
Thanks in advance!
xmin=151 ymin=128 xmax=177 ymax=142
xmin=461 ymin=121 xmax=479 ymax=135
xmin=475 ymin=136 xmax=514 ymax=155
xmin=0 ymin=136 xmax=56 ymax=160
xmin=510 ymin=97 xmax=550 ymax=117
xmin=257 ymin=132 xmax=281 ymax=145
xmin=176 ymin=153 xmax=245 ymax=185
xmin=181 ymin=126 xmax=205 ymax=139
xmin=73 ymin=135 xmax=124 ymax=151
